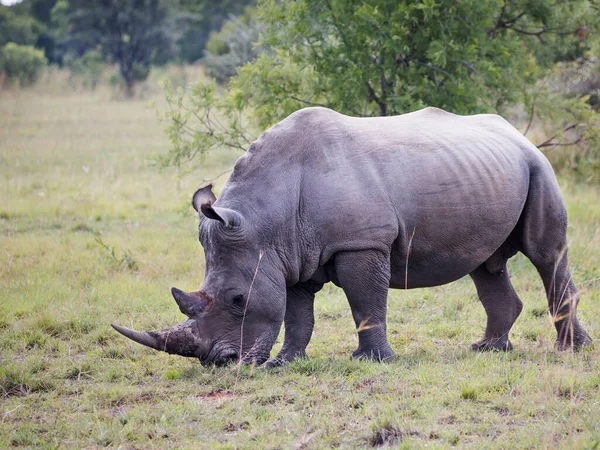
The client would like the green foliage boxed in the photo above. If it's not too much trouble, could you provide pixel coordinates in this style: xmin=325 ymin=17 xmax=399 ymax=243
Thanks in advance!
xmin=1 ymin=0 xmax=260 ymax=70
xmin=162 ymin=0 xmax=600 ymax=181
xmin=67 ymin=0 xmax=174 ymax=96
xmin=158 ymin=78 xmax=253 ymax=167
xmin=63 ymin=48 xmax=104 ymax=89
xmin=176 ymin=0 xmax=256 ymax=63
xmin=0 ymin=5 xmax=42 ymax=47
xmin=529 ymin=79 xmax=600 ymax=183
xmin=255 ymin=0 xmax=542 ymax=116
xmin=203 ymin=7 xmax=264 ymax=83
xmin=17 ymin=0 xmax=67 ymax=64
xmin=0 ymin=42 xmax=47 ymax=86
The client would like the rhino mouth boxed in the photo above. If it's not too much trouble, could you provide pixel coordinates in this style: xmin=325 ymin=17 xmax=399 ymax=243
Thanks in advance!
xmin=200 ymin=345 xmax=239 ymax=367
xmin=212 ymin=351 xmax=239 ymax=367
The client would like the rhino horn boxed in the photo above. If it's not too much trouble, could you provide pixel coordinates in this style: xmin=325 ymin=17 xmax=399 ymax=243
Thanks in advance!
xmin=111 ymin=320 xmax=206 ymax=357
xmin=171 ymin=287 xmax=209 ymax=317
xmin=111 ymin=323 xmax=163 ymax=351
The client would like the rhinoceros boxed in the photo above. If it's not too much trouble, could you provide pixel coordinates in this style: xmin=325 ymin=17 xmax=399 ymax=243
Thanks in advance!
xmin=112 ymin=107 xmax=592 ymax=367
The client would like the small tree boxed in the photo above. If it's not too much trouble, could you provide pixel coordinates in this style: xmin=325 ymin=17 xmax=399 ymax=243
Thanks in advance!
xmin=0 ymin=42 xmax=47 ymax=87
xmin=68 ymin=0 xmax=174 ymax=96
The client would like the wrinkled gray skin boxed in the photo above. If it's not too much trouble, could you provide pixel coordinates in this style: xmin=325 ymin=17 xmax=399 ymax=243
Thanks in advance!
xmin=113 ymin=107 xmax=592 ymax=367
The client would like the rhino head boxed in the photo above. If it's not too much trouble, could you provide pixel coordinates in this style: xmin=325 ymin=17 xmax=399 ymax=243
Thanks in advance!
xmin=112 ymin=184 xmax=287 ymax=366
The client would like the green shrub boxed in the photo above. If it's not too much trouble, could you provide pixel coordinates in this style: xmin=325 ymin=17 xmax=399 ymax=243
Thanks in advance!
xmin=203 ymin=7 xmax=264 ymax=83
xmin=64 ymin=49 xmax=105 ymax=89
xmin=0 ymin=42 xmax=47 ymax=87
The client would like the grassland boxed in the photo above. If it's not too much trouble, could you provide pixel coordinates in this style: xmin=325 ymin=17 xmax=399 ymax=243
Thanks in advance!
xmin=1 ymin=71 xmax=599 ymax=449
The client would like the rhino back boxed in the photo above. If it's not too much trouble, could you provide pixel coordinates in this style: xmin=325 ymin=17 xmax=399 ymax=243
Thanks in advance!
xmin=219 ymin=107 xmax=553 ymax=287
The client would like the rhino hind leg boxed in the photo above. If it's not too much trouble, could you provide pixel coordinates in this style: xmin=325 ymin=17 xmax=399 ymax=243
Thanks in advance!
xmin=470 ymin=264 xmax=523 ymax=351
xmin=265 ymin=282 xmax=323 ymax=368
xmin=334 ymin=249 xmax=395 ymax=362
xmin=531 ymin=254 xmax=592 ymax=350
xmin=517 ymin=170 xmax=592 ymax=350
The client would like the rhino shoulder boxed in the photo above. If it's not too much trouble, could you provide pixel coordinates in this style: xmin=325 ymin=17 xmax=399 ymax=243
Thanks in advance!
xmin=418 ymin=106 xmax=458 ymax=117
xmin=283 ymin=107 xmax=344 ymax=129
xmin=252 ymin=108 xmax=345 ymax=152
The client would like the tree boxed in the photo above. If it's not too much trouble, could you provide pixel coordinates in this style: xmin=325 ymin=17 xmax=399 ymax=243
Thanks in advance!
xmin=176 ymin=0 xmax=255 ymax=63
xmin=0 ymin=5 xmax=42 ymax=47
xmin=3 ymin=0 xmax=71 ymax=65
xmin=68 ymin=0 xmax=175 ymax=96
xmin=161 ymin=0 xmax=599 ymax=180
xmin=15 ymin=0 xmax=64 ymax=64
xmin=203 ymin=6 xmax=264 ymax=82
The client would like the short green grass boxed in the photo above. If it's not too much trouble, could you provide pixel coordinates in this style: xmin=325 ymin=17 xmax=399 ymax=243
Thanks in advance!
xmin=1 ymin=73 xmax=599 ymax=449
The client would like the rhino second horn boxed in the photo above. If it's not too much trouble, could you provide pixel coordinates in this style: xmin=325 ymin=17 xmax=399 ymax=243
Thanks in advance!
xmin=171 ymin=287 xmax=207 ymax=317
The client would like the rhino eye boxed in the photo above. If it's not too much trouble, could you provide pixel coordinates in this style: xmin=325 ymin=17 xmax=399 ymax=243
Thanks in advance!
xmin=232 ymin=295 xmax=245 ymax=305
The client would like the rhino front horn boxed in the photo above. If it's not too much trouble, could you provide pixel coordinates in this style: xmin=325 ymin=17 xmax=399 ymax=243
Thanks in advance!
xmin=111 ymin=323 xmax=164 ymax=351
xmin=110 ymin=321 xmax=205 ymax=357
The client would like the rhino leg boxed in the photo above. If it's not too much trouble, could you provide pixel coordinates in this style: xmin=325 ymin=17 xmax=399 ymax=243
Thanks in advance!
xmin=470 ymin=264 xmax=523 ymax=351
xmin=517 ymin=171 xmax=592 ymax=350
xmin=335 ymin=250 xmax=395 ymax=361
xmin=265 ymin=282 xmax=323 ymax=368
xmin=534 ymin=255 xmax=592 ymax=350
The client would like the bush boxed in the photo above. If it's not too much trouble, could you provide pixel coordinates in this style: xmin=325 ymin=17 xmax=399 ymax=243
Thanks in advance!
xmin=203 ymin=7 xmax=264 ymax=83
xmin=64 ymin=49 xmax=104 ymax=90
xmin=0 ymin=42 xmax=47 ymax=87
xmin=0 ymin=6 xmax=41 ymax=47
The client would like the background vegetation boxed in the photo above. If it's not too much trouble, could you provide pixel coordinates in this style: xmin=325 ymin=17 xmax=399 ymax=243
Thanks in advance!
xmin=159 ymin=0 xmax=600 ymax=182
xmin=0 ymin=0 xmax=254 ymax=93
xmin=1 ymin=0 xmax=599 ymax=448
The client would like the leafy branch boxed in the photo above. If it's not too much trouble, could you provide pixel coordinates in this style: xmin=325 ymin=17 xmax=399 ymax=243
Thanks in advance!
xmin=537 ymin=123 xmax=587 ymax=150
xmin=156 ymin=79 xmax=254 ymax=168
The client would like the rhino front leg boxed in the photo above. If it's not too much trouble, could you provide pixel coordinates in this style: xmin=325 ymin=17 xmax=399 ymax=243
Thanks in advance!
xmin=334 ymin=250 xmax=395 ymax=361
xmin=265 ymin=282 xmax=323 ymax=368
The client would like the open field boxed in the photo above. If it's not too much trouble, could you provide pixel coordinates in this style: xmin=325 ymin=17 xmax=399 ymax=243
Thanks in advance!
xmin=1 ymin=73 xmax=599 ymax=449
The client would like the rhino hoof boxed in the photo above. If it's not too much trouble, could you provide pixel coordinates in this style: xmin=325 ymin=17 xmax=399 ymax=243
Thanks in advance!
xmin=555 ymin=332 xmax=593 ymax=351
xmin=471 ymin=338 xmax=513 ymax=352
xmin=351 ymin=347 xmax=396 ymax=362
xmin=264 ymin=358 xmax=286 ymax=368
xmin=265 ymin=350 xmax=307 ymax=368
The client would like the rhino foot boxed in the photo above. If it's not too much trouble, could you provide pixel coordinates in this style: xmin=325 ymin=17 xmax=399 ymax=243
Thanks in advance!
xmin=264 ymin=350 xmax=307 ymax=368
xmin=471 ymin=337 xmax=513 ymax=352
xmin=264 ymin=358 xmax=285 ymax=368
xmin=555 ymin=328 xmax=593 ymax=351
xmin=264 ymin=355 xmax=295 ymax=368
xmin=351 ymin=346 xmax=395 ymax=362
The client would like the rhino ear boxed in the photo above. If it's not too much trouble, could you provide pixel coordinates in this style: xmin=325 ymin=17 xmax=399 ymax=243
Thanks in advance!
xmin=201 ymin=205 xmax=243 ymax=229
xmin=192 ymin=184 xmax=242 ymax=228
xmin=192 ymin=184 xmax=217 ymax=213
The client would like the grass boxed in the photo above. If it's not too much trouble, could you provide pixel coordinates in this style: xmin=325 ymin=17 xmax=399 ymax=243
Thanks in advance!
xmin=1 ymin=70 xmax=599 ymax=449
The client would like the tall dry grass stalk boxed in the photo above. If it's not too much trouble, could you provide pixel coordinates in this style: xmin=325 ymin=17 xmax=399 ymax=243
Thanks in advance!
xmin=238 ymin=250 xmax=264 ymax=363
